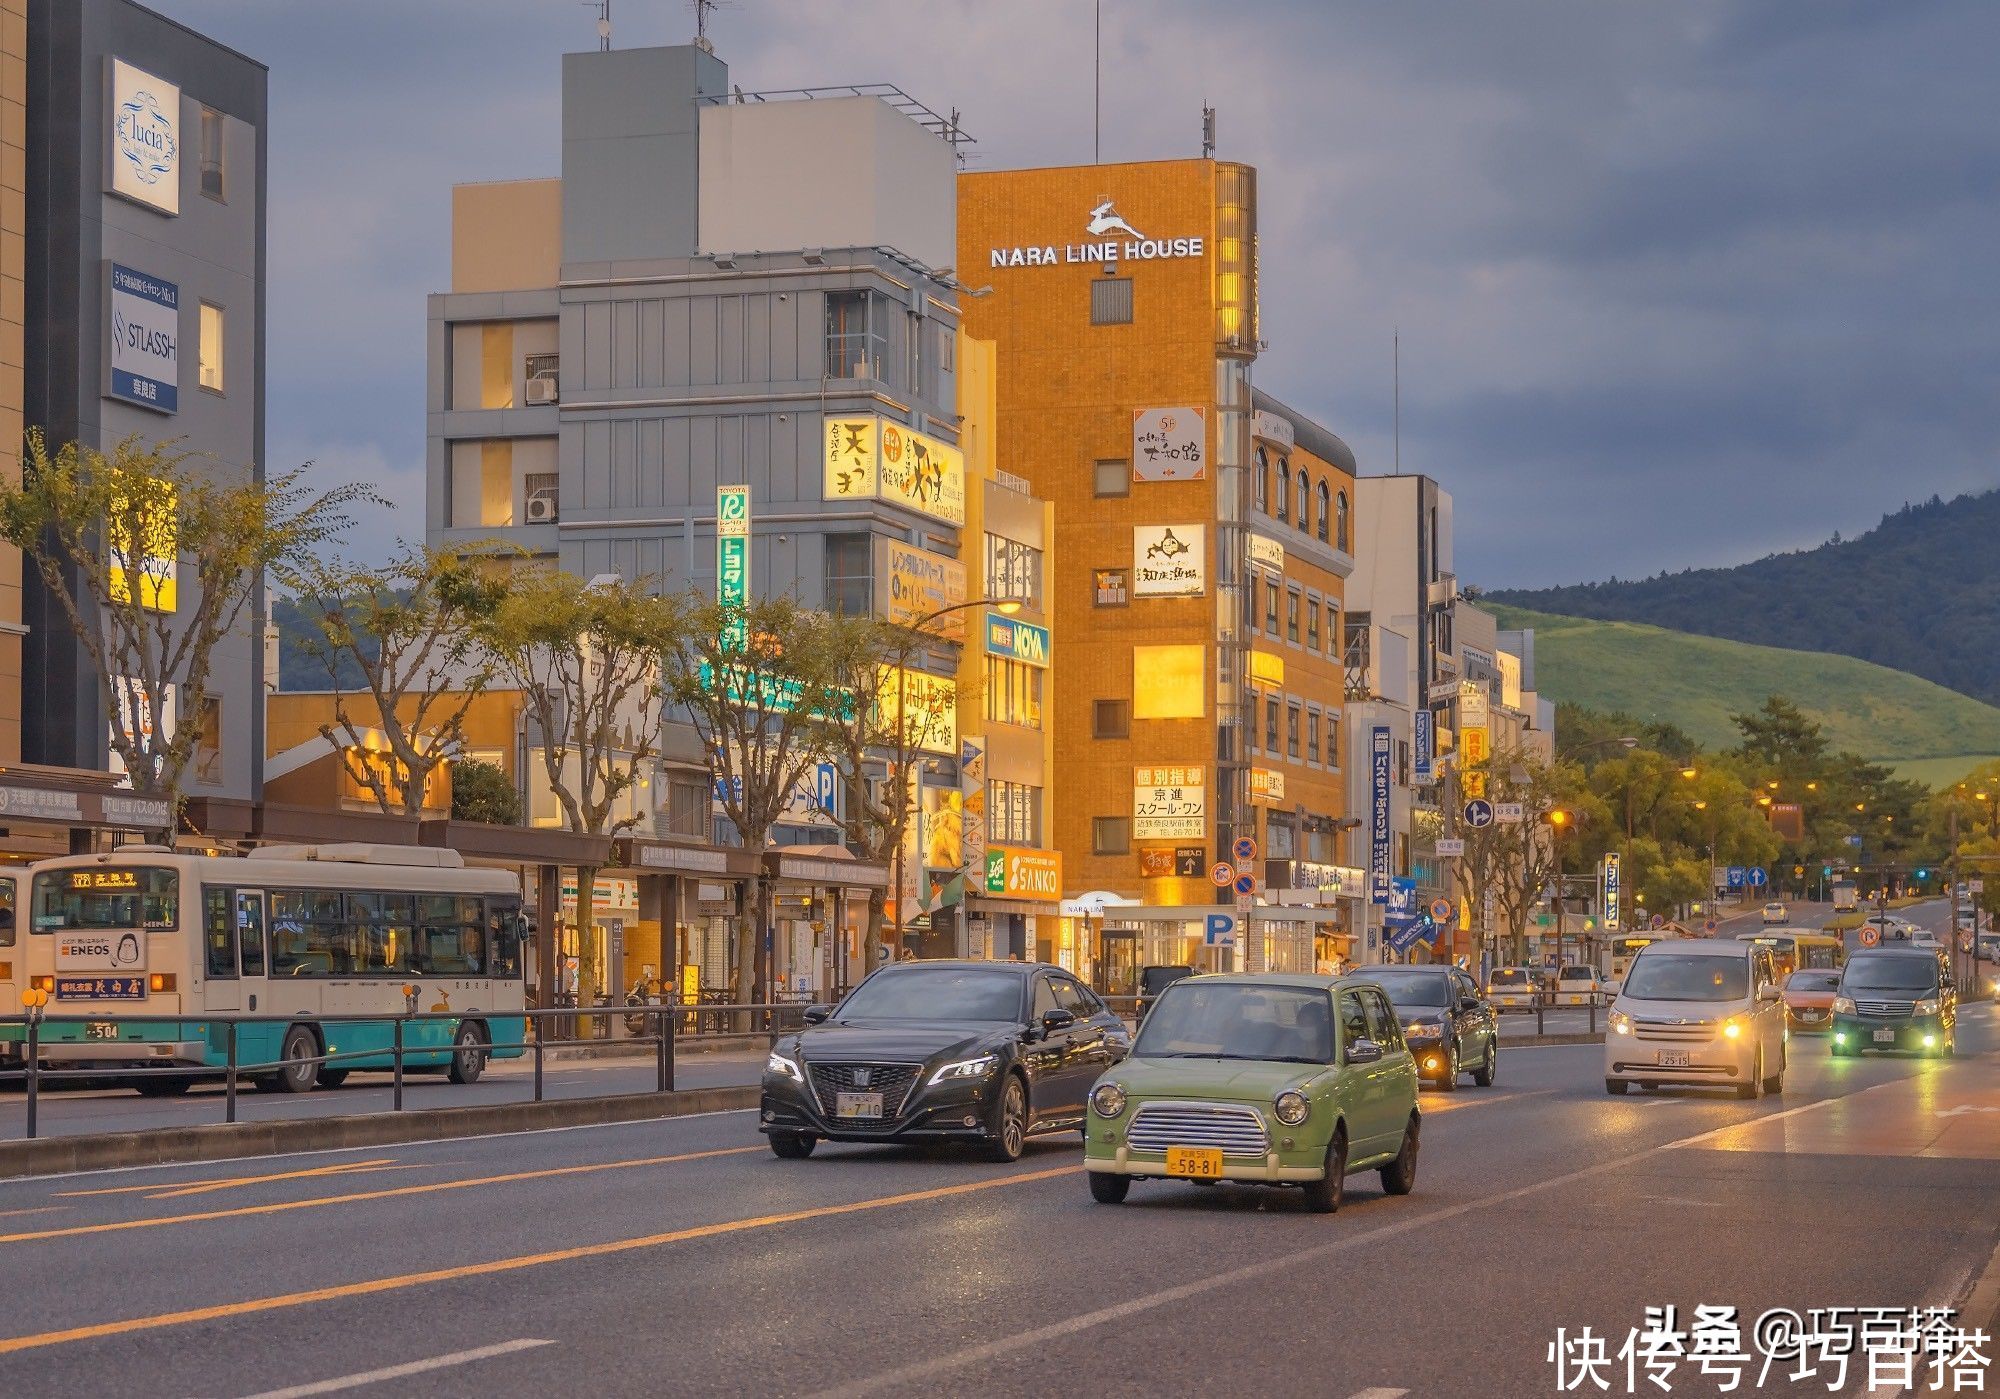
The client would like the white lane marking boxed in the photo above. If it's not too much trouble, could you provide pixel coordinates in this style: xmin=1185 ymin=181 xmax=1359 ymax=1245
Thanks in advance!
xmin=814 ymin=1092 xmax=1869 ymax=1398
xmin=1346 ymin=1390 xmax=1409 ymax=1399
xmin=231 ymin=1338 xmax=555 ymax=1398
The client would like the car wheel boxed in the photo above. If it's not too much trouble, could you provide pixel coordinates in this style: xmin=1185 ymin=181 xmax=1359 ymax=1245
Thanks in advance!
xmin=1301 ymin=1126 xmax=1346 ymax=1214
xmin=1762 ymin=1047 xmax=1784 ymax=1096
xmin=1379 ymin=1113 xmax=1419 ymax=1196
xmin=272 ymin=1025 xmax=320 ymax=1094
xmin=1088 ymin=1171 xmax=1130 ymax=1204
xmin=1438 ymin=1043 xmax=1460 ymax=1092
xmin=1605 ymin=1078 xmax=1629 ymax=1095
xmin=447 ymin=1021 xmax=489 ymax=1085
xmin=1737 ymin=1048 xmax=1762 ymax=1100
xmin=768 ymin=1132 xmax=817 ymax=1159
xmin=982 ymin=1076 xmax=1028 ymax=1163
xmin=1473 ymin=1039 xmax=1497 ymax=1088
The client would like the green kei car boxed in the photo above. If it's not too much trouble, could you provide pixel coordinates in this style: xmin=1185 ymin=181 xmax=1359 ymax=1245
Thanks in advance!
xmin=1083 ymin=972 xmax=1421 ymax=1212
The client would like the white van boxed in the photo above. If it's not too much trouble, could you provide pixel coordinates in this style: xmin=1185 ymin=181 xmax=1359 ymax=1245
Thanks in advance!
xmin=1604 ymin=939 xmax=1786 ymax=1098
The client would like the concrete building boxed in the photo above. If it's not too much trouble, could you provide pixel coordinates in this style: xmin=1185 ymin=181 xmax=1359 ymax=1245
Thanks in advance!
xmin=19 ymin=0 xmax=267 ymax=800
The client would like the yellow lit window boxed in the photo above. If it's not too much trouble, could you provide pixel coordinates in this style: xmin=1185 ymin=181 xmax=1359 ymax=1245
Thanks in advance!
xmin=1133 ymin=645 xmax=1206 ymax=720
xmin=199 ymin=302 xmax=224 ymax=392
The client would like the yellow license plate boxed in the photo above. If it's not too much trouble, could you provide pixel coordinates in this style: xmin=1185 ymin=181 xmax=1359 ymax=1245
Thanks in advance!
xmin=1165 ymin=1146 xmax=1224 ymax=1178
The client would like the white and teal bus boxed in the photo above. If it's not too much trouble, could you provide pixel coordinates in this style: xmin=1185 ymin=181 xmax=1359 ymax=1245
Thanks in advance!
xmin=0 ymin=844 xmax=527 ymax=1094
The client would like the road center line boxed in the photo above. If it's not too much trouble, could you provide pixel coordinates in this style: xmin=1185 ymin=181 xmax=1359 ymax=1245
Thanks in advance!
xmin=0 ymin=1165 xmax=1075 ymax=1356
xmin=0 ymin=1145 xmax=766 ymax=1247
xmin=1345 ymin=1389 xmax=1409 ymax=1399
xmin=61 ymin=1159 xmax=407 ymax=1200
xmin=230 ymin=1337 xmax=556 ymax=1398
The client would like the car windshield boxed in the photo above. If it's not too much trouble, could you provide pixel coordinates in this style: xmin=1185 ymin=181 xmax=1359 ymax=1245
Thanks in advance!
xmin=1786 ymin=970 xmax=1841 ymax=993
xmin=1133 ymin=983 xmax=1334 ymax=1064
xmin=1559 ymin=966 xmax=1594 ymax=981
xmin=835 ymin=967 xmax=1022 ymax=1022
xmin=1841 ymin=958 xmax=1938 ymax=994
xmin=1490 ymin=969 xmax=1529 ymax=986
xmin=1372 ymin=973 xmax=1450 ymax=1008
xmin=1621 ymin=954 xmax=1748 ymax=1002
xmin=1140 ymin=966 xmax=1194 ymax=992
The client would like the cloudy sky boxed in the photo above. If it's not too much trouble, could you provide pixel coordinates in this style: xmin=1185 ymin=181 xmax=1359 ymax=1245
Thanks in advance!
xmin=147 ymin=0 xmax=1999 ymax=589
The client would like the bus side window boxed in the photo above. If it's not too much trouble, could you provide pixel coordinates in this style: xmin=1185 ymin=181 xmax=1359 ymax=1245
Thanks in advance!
xmin=203 ymin=888 xmax=238 ymax=980
xmin=0 ymin=876 xmax=14 ymax=948
xmin=489 ymin=900 xmax=524 ymax=980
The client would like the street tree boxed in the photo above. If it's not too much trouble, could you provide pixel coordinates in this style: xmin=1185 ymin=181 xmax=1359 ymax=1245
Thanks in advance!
xmin=658 ymin=595 xmax=853 ymax=1005
xmin=480 ymin=570 xmax=684 ymax=1006
xmin=0 ymin=431 xmax=368 ymax=815
xmin=450 ymin=758 xmax=522 ymax=826
xmin=287 ymin=543 xmax=508 ymax=816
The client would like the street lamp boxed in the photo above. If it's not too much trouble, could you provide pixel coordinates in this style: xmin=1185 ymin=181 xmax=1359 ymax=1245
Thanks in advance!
xmin=1545 ymin=808 xmax=1573 ymax=974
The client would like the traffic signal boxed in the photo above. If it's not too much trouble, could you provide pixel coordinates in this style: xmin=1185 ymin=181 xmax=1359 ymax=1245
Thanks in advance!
xmin=1916 ymin=868 xmax=1928 ymax=880
xmin=1822 ymin=866 xmax=1832 ymax=877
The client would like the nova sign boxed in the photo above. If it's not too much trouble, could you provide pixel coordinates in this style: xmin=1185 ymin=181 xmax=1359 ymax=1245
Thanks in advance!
xmin=989 ymin=200 xmax=1204 ymax=269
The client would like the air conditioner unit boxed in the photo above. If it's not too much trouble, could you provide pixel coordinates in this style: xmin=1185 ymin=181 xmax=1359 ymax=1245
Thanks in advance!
xmin=525 ymin=374 xmax=559 ymax=406
xmin=525 ymin=492 xmax=559 ymax=524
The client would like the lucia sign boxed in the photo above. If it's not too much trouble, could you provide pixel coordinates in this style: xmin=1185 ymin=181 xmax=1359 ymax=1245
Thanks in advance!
xmin=988 ymin=200 xmax=1204 ymax=269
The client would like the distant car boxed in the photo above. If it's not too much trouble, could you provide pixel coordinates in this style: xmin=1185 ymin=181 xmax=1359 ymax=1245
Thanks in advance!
xmin=760 ymin=961 xmax=1130 ymax=1161
xmin=1909 ymin=930 xmax=1943 ymax=951
xmin=1832 ymin=948 xmax=1955 ymax=1057
xmin=1136 ymin=964 xmax=1195 ymax=1022
xmin=1977 ymin=935 xmax=2000 ymax=1000
xmin=1762 ymin=902 xmax=1788 ymax=924
xmin=1368 ymin=964 xmax=1498 ymax=1090
xmin=1555 ymin=965 xmax=1604 ymax=1006
xmin=1487 ymin=965 xmax=1539 ymax=1012
xmin=1083 ymin=973 xmax=1420 ymax=1212
xmin=1782 ymin=968 xmax=1841 ymax=1033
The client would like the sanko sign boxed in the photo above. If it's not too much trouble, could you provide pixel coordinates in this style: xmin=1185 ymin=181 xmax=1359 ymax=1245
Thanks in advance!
xmin=989 ymin=199 xmax=1204 ymax=270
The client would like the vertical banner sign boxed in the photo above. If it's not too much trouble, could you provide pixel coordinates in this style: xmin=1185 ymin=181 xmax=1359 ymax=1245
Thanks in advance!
xmin=959 ymin=737 xmax=988 ymax=878
xmin=716 ymin=484 xmax=750 ymax=649
xmin=1602 ymin=852 xmax=1622 ymax=931
xmin=1370 ymin=726 xmax=1392 ymax=904
xmin=1413 ymin=709 xmax=1434 ymax=786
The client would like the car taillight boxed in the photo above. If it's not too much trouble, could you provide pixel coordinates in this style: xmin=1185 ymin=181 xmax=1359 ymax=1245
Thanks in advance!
xmin=31 ymin=975 xmax=54 ymax=992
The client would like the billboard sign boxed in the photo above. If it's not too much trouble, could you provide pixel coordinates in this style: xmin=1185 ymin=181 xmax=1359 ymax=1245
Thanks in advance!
xmin=1131 ymin=406 xmax=1206 ymax=482
xmin=1133 ymin=764 xmax=1206 ymax=840
xmin=1133 ymin=525 xmax=1206 ymax=596
xmin=106 ymin=263 xmax=179 ymax=414
xmin=1370 ymin=726 xmax=1392 ymax=904
xmin=109 ymin=58 xmax=180 ymax=215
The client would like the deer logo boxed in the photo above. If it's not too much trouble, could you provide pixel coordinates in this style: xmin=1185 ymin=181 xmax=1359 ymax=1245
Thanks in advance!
xmin=1086 ymin=201 xmax=1145 ymax=241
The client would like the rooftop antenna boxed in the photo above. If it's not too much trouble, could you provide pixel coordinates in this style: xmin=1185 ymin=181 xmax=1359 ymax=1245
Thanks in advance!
xmin=1093 ymin=0 xmax=1102 ymax=163
xmin=1201 ymin=103 xmax=1216 ymax=158
xmin=1393 ymin=329 xmax=1401 ymax=476
xmin=580 ymin=0 xmax=610 ymax=51
xmin=692 ymin=0 xmax=721 ymax=54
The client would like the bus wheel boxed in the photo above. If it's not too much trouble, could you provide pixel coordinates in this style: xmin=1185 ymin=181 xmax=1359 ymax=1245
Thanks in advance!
xmin=447 ymin=1022 xmax=489 ymax=1085
xmin=273 ymin=1025 xmax=321 ymax=1094
xmin=135 ymin=1075 xmax=194 ymax=1098
xmin=316 ymin=1068 xmax=350 ymax=1088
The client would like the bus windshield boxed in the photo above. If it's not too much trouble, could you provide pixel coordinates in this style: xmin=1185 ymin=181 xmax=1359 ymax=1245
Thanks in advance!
xmin=31 ymin=867 xmax=179 ymax=932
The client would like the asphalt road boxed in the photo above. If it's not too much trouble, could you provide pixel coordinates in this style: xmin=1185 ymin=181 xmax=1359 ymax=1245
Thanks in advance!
xmin=2 ymin=985 xmax=1995 ymax=1395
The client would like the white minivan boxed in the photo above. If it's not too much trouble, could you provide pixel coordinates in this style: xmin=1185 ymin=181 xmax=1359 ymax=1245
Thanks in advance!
xmin=1604 ymin=939 xmax=1786 ymax=1098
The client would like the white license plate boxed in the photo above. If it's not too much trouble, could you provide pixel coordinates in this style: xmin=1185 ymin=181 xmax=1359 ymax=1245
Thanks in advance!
xmin=1656 ymin=1050 xmax=1691 ymax=1068
xmin=836 ymin=1091 xmax=885 ymax=1119
xmin=1873 ymin=1029 xmax=1896 ymax=1044
xmin=85 ymin=1022 xmax=119 ymax=1040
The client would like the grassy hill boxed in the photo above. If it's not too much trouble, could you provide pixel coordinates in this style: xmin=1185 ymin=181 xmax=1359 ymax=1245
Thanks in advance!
xmin=1487 ymin=604 xmax=2000 ymax=775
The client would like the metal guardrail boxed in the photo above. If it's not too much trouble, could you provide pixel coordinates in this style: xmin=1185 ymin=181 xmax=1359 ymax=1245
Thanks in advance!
xmin=0 ymin=1001 xmax=800 ymax=1141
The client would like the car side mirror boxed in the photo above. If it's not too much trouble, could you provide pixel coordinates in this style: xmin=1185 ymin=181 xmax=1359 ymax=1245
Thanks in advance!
xmin=1459 ymin=997 xmax=1479 ymax=1012
xmin=1347 ymin=1038 xmax=1384 ymax=1065
xmin=1757 ymin=986 xmax=1780 ymax=1004
xmin=802 ymin=1004 xmax=832 ymax=1026
xmin=1040 ymin=1008 xmax=1077 ymax=1034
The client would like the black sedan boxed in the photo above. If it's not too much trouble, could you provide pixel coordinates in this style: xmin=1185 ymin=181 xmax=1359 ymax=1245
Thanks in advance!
xmin=1369 ymin=963 xmax=1498 ymax=1090
xmin=760 ymin=960 xmax=1130 ymax=1162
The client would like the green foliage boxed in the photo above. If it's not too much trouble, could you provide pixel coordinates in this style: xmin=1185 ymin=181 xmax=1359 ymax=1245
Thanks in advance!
xmin=1487 ymin=604 xmax=2000 ymax=764
xmin=1488 ymin=490 xmax=2000 ymax=705
xmin=450 ymin=759 xmax=521 ymax=826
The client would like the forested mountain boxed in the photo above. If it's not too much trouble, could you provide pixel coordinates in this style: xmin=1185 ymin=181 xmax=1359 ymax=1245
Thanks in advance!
xmin=1489 ymin=489 xmax=2000 ymax=705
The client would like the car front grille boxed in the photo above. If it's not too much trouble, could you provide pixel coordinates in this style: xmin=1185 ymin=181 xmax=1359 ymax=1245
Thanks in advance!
xmin=1854 ymin=1000 xmax=1915 ymax=1018
xmin=807 ymin=1062 xmax=921 ymax=1118
xmin=1127 ymin=1101 xmax=1271 ymax=1158
xmin=1634 ymin=1022 xmax=1713 ymax=1042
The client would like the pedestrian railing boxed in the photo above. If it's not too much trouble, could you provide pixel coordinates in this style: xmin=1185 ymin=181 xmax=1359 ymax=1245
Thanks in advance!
xmin=0 ymin=1001 xmax=797 ymax=1142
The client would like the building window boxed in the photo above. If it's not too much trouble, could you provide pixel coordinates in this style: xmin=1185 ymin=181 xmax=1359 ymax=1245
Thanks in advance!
xmin=984 ymin=655 xmax=1044 ymax=729
xmin=1397 ymin=740 xmax=1411 ymax=786
xmin=194 ymin=694 xmax=223 ymax=784
xmin=1093 ymin=567 xmax=1129 ymax=606
xmin=1093 ymin=699 xmax=1130 ymax=738
xmin=1287 ymin=703 xmax=1301 ymax=760
xmin=824 ymin=533 xmax=872 ymax=616
xmin=1296 ymin=471 xmax=1313 ymax=535
xmin=1327 ymin=713 xmax=1341 ymax=768
xmin=1264 ymin=579 xmax=1279 ymax=632
xmin=199 ymin=302 xmax=224 ymax=393
xmin=1093 ymin=817 xmax=1130 ymax=855
xmin=825 ymin=291 xmax=888 ymax=380
xmin=199 ymin=107 xmax=225 ymax=202
xmin=937 ymin=324 xmax=956 ymax=372
xmin=1264 ymin=696 xmax=1280 ymax=751
xmin=1094 ymin=459 xmax=1130 ymax=497
xmin=1306 ymin=598 xmax=1321 ymax=652
xmin=1436 ymin=608 xmax=1455 ymax=657
xmin=986 ymin=535 xmax=1043 ymax=609
xmin=1286 ymin=590 xmax=1301 ymax=644
xmin=1307 ymin=708 xmax=1321 ymax=764
xmin=1267 ymin=814 xmax=1296 ymax=860
xmin=667 ymin=776 xmax=708 ymax=838
xmin=989 ymin=780 xmax=1043 ymax=845
xmin=1336 ymin=489 xmax=1351 ymax=552
xmin=1276 ymin=458 xmax=1291 ymax=521
xmin=1254 ymin=447 xmax=1269 ymax=513
xmin=1327 ymin=603 xmax=1341 ymax=654
xmin=1316 ymin=480 xmax=1331 ymax=543
xmin=1091 ymin=277 xmax=1134 ymax=325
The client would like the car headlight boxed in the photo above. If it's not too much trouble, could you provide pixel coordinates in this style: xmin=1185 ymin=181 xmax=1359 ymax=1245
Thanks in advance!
xmin=1913 ymin=997 xmax=1939 ymax=1016
xmin=1090 ymin=1081 xmax=1127 ymax=1118
xmin=766 ymin=1051 xmax=805 ymax=1083
xmin=928 ymin=1053 xmax=999 ymax=1085
xmin=1609 ymin=1010 xmax=1633 ymax=1035
xmin=1274 ymin=1090 xmax=1310 ymax=1126
xmin=1832 ymin=995 xmax=1855 ymax=1015
xmin=1722 ymin=1018 xmax=1743 ymax=1040
xmin=1405 ymin=1019 xmax=1442 ymax=1037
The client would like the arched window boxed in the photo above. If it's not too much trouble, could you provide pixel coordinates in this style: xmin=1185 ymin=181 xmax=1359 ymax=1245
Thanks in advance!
xmin=1276 ymin=458 xmax=1291 ymax=521
xmin=1335 ymin=489 xmax=1351 ymax=553
xmin=1254 ymin=447 xmax=1269 ymax=514
xmin=1296 ymin=469 xmax=1311 ymax=533
xmin=1315 ymin=479 xmax=1330 ymax=543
